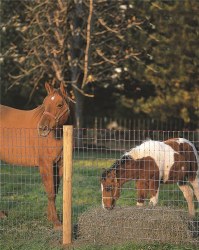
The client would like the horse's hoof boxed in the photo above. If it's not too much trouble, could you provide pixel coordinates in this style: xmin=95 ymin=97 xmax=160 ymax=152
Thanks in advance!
xmin=54 ymin=222 xmax=63 ymax=231
xmin=0 ymin=211 xmax=8 ymax=219
xmin=188 ymin=214 xmax=195 ymax=220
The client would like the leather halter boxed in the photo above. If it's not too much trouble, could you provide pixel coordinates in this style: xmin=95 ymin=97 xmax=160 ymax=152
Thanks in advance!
xmin=42 ymin=104 xmax=70 ymax=126
xmin=113 ymin=177 xmax=119 ymax=199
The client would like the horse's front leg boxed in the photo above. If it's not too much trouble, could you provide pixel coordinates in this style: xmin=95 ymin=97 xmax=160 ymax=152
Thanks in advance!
xmin=39 ymin=163 xmax=61 ymax=229
xmin=148 ymin=179 xmax=160 ymax=207
xmin=136 ymin=180 xmax=149 ymax=206
xmin=54 ymin=155 xmax=63 ymax=194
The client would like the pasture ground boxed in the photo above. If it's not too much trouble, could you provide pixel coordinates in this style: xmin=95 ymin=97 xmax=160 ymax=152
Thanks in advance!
xmin=0 ymin=151 xmax=199 ymax=249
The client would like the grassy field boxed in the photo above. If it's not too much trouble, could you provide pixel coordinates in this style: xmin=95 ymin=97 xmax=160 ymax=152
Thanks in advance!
xmin=0 ymin=151 xmax=198 ymax=249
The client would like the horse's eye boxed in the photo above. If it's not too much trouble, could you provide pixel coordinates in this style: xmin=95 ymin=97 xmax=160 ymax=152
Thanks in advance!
xmin=105 ymin=186 xmax=113 ymax=192
xmin=57 ymin=103 xmax=63 ymax=108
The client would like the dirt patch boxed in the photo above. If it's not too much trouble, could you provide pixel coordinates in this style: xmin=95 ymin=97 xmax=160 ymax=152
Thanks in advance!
xmin=75 ymin=206 xmax=199 ymax=246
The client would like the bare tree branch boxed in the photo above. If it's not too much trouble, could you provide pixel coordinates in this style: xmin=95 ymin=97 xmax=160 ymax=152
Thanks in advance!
xmin=82 ymin=0 xmax=93 ymax=89
xmin=72 ymin=83 xmax=94 ymax=97
xmin=98 ymin=18 xmax=124 ymax=41
xmin=96 ymin=49 xmax=117 ymax=65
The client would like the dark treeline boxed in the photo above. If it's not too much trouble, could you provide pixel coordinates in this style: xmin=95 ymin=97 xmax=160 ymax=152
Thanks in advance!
xmin=0 ymin=0 xmax=198 ymax=129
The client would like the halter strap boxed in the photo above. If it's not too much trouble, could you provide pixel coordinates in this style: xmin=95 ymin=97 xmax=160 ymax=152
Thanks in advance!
xmin=113 ymin=177 xmax=119 ymax=199
xmin=43 ymin=105 xmax=70 ymax=125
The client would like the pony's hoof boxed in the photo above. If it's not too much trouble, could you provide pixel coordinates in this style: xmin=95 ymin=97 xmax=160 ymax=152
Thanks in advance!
xmin=148 ymin=202 xmax=154 ymax=208
xmin=136 ymin=202 xmax=144 ymax=207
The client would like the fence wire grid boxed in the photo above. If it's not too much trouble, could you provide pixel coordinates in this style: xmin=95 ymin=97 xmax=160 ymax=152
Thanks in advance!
xmin=0 ymin=127 xmax=199 ymax=247
xmin=73 ymin=128 xmax=199 ymax=246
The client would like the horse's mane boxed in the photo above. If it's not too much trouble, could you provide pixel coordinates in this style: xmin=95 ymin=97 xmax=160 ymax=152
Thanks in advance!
xmin=101 ymin=154 xmax=132 ymax=180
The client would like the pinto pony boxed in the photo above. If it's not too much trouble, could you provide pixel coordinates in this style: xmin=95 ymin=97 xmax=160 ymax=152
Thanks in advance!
xmin=101 ymin=138 xmax=199 ymax=217
xmin=0 ymin=82 xmax=74 ymax=228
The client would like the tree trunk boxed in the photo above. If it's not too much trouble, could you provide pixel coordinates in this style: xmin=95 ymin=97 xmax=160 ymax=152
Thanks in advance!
xmin=68 ymin=0 xmax=85 ymax=128
xmin=73 ymin=87 xmax=84 ymax=128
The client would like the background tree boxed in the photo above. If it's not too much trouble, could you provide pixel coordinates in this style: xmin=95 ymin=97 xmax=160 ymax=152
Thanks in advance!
xmin=84 ymin=0 xmax=199 ymax=129
xmin=1 ymin=0 xmax=198 ymax=129
xmin=1 ymin=0 xmax=70 ymax=108
xmin=1 ymin=0 xmax=91 ymax=126
xmin=1 ymin=0 xmax=27 ymax=107
xmin=84 ymin=0 xmax=153 ymax=119
xmin=136 ymin=0 xmax=199 ymax=127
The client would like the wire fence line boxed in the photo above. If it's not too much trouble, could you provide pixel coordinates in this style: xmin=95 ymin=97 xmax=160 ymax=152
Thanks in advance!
xmin=74 ymin=128 xmax=199 ymax=152
xmin=81 ymin=116 xmax=189 ymax=131
xmin=73 ymin=128 xmax=199 ymax=245
xmin=0 ymin=127 xmax=199 ymax=247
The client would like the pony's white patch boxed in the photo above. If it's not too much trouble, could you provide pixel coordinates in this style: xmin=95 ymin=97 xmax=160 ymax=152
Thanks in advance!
xmin=101 ymin=183 xmax=105 ymax=209
xmin=136 ymin=202 xmax=144 ymax=206
xmin=51 ymin=96 xmax=55 ymax=101
xmin=125 ymin=140 xmax=177 ymax=183
xmin=101 ymin=183 xmax=104 ymax=192
xmin=149 ymin=188 xmax=159 ymax=206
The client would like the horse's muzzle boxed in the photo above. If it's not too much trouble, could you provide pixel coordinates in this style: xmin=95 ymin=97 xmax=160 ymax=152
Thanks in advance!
xmin=103 ymin=199 xmax=116 ymax=210
xmin=104 ymin=206 xmax=114 ymax=211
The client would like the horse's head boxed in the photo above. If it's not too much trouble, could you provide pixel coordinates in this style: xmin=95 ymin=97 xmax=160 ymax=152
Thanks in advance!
xmin=101 ymin=168 xmax=120 ymax=210
xmin=38 ymin=82 xmax=70 ymax=137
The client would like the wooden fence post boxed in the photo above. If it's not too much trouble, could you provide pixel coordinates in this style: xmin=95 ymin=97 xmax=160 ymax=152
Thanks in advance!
xmin=63 ymin=125 xmax=73 ymax=245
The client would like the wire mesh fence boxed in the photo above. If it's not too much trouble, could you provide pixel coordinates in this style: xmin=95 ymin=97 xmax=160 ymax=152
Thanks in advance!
xmin=72 ymin=128 xmax=199 ymax=246
xmin=0 ymin=127 xmax=63 ymax=248
xmin=82 ymin=116 xmax=188 ymax=131
xmin=0 ymin=127 xmax=199 ymax=248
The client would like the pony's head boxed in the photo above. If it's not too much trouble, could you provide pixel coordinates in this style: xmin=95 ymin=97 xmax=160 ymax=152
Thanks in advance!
xmin=101 ymin=168 xmax=121 ymax=210
xmin=38 ymin=82 xmax=70 ymax=137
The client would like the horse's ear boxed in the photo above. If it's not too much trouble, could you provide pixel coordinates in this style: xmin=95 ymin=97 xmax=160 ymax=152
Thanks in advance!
xmin=60 ymin=82 xmax=67 ymax=98
xmin=45 ymin=82 xmax=54 ymax=94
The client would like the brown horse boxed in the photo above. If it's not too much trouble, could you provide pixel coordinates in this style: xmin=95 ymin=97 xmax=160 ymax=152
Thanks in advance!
xmin=0 ymin=82 xmax=74 ymax=228
xmin=101 ymin=138 xmax=199 ymax=217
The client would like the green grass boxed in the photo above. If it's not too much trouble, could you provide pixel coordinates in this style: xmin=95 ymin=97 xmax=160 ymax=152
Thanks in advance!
xmin=0 ymin=153 xmax=198 ymax=250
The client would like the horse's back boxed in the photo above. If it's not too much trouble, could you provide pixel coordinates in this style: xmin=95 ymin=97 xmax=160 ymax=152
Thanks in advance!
xmin=0 ymin=104 xmax=34 ymax=128
xmin=0 ymin=105 xmax=37 ymax=166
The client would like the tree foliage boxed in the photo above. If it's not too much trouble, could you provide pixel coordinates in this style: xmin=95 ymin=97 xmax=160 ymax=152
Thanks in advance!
xmin=0 ymin=0 xmax=198 ymax=128
xmin=1 ymin=0 xmax=70 ymax=107
xmin=138 ymin=0 xmax=199 ymax=125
